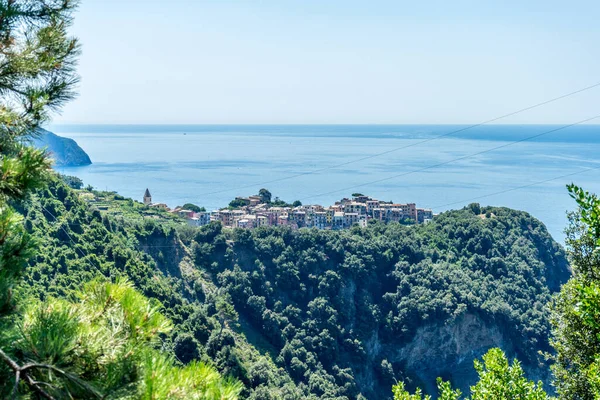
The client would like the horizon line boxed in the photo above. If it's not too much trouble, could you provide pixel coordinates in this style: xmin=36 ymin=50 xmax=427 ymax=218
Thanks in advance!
xmin=49 ymin=122 xmax=600 ymax=126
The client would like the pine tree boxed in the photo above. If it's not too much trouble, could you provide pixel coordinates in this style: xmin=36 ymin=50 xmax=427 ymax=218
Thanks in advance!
xmin=2 ymin=278 xmax=243 ymax=398
xmin=0 ymin=0 xmax=80 ymax=313
xmin=0 ymin=1 xmax=81 ymax=395
xmin=0 ymin=2 xmax=243 ymax=398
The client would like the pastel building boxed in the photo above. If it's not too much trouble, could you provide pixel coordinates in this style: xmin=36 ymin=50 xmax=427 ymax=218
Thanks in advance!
xmin=366 ymin=200 xmax=379 ymax=214
xmin=344 ymin=212 xmax=359 ymax=227
xmin=178 ymin=209 xmax=195 ymax=218
xmin=345 ymin=202 xmax=367 ymax=215
xmin=257 ymin=215 xmax=268 ymax=227
xmin=417 ymin=208 xmax=433 ymax=223
xmin=313 ymin=212 xmax=327 ymax=229
xmin=218 ymin=210 xmax=233 ymax=226
xmin=150 ymin=203 xmax=169 ymax=211
xmin=194 ymin=211 xmax=211 ymax=225
xmin=326 ymin=208 xmax=334 ymax=224
xmin=333 ymin=212 xmax=344 ymax=228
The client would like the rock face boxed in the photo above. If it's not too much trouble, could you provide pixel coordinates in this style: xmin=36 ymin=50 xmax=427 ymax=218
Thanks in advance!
xmin=378 ymin=313 xmax=551 ymax=396
xmin=33 ymin=129 xmax=92 ymax=167
xmin=197 ymin=205 xmax=570 ymax=399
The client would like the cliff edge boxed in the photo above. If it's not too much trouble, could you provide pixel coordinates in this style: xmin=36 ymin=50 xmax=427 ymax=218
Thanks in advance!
xmin=33 ymin=129 xmax=92 ymax=167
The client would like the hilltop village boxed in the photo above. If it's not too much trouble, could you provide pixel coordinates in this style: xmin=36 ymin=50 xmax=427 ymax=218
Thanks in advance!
xmin=143 ymin=188 xmax=434 ymax=230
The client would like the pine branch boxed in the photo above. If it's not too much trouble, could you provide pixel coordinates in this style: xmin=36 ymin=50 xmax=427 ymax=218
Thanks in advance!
xmin=0 ymin=347 xmax=55 ymax=400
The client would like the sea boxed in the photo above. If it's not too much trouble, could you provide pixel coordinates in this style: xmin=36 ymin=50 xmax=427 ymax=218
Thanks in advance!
xmin=48 ymin=124 xmax=600 ymax=243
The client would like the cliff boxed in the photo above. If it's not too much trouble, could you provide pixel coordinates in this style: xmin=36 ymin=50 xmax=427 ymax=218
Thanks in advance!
xmin=20 ymin=181 xmax=572 ymax=399
xmin=33 ymin=128 xmax=92 ymax=167
xmin=191 ymin=205 xmax=570 ymax=398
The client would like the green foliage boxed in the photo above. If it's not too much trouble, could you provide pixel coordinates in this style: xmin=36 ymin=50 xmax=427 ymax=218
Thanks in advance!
xmin=60 ymin=174 xmax=84 ymax=189
xmin=229 ymin=198 xmax=250 ymax=209
xmin=470 ymin=348 xmax=547 ymax=399
xmin=182 ymin=203 xmax=206 ymax=212
xmin=188 ymin=205 xmax=568 ymax=398
xmin=393 ymin=381 xmax=430 ymax=400
xmin=90 ymin=189 xmax=183 ymax=226
xmin=258 ymin=195 xmax=302 ymax=207
xmin=0 ymin=4 xmax=81 ymax=394
xmin=548 ymin=185 xmax=600 ymax=399
xmin=258 ymin=188 xmax=272 ymax=203
xmin=392 ymin=348 xmax=546 ymax=400
xmin=393 ymin=379 xmax=461 ymax=400
xmin=0 ymin=1 xmax=80 ymax=137
xmin=567 ymin=184 xmax=600 ymax=246
xmin=12 ymin=178 xmax=301 ymax=398
xmin=0 ymin=0 xmax=80 ymax=312
xmin=2 ymin=278 xmax=241 ymax=398
xmin=14 ymin=177 xmax=572 ymax=399
xmin=0 ymin=207 xmax=35 ymax=313
xmin=270 ymin=197 xmax=288 ymax=207
xmin=0 ymin=2 xmax=244 ymax=398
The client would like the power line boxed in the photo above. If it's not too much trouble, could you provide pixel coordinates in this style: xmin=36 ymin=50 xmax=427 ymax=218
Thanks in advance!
xmin=40 ymin=203 xmax=188 ymax=365
xmin=49 ymin=164 xmax=599 ymax=252
xmin=197 ymin=82 xmax=600 ymax=197
xmin=40 ymin=204 xmax=108 ymax=277
xmin=39 ymin=203 xmax=192 ymax=265
xmin=297 ymin=114 xmax=600 ymax=202
xmin=424 ymin=165 xmax=600 ymax=210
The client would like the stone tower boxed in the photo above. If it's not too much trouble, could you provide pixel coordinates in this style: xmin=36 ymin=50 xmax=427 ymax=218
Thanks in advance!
xmin=143 ymin=188 xmax=152 ymax=205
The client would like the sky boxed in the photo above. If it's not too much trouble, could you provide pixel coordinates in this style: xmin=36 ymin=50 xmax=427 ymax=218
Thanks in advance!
xmin=54 ymin=0 xmax=600 ymax=125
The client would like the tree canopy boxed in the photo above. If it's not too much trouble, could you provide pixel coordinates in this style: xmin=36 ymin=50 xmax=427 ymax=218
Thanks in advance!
xmin=1 ymin=2 xmax=595 ymax=398
xmin=392 ymin=348 xmax=547 ymax=400
xmin=0 ymin=2 xmax=242 ymax=398
xmin=258 ymin=188 xmax=272 ymax=203
xmin=548 ymin=185 xmax=600 ymax=399
xmin=182 ymin=203 xmax=206 ymax=212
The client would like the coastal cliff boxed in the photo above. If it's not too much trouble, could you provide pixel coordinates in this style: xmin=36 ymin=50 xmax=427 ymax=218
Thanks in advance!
xmin=186 ymin=205 xmax=570 ymax=398
xmin=33 ymin=129 xmax=92 ymax=167
xmin=19 ymin=180 xmax=571 ymax=399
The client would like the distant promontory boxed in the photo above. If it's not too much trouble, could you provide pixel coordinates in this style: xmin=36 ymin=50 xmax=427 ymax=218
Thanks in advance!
xmin=33 ymin=129 xmax=92 ymax=167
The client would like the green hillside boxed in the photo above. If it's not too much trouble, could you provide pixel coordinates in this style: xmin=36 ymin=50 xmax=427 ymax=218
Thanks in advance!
xmin=1 ymin=2 xmax=592 ymax=397
xmin=13 ymin=177 xmax=570 ymax=398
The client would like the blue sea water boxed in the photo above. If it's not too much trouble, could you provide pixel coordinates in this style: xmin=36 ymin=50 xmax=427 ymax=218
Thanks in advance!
xmin=48 ymin=124 xmax=600 ymax=243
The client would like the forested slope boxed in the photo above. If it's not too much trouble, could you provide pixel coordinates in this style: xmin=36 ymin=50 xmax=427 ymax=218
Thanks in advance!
xmin=19 ymin=179 xmax=570 ymax=399
xmin=17 ymin=178 xmax=303 ymax=399
xmin=188 ymin=203 xmax=570 ymax=398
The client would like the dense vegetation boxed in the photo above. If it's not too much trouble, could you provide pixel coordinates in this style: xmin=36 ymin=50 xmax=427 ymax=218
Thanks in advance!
xmin=10 ymin=176 xmax=570 ymax=399
xmin=2 ymin=1 xmax=598 ymax=399
xmin=0 ymin=1 xmax=239 ymax=397
xmin=392 ymin=186 xmax=600 ymax=400
xmin=547 ymin=185 xmax=600 ymax=399
xmin=14 ymin=177 xmax=302 ymax=398
xmin=5 ymin=277 xmax=242 ymax=398
xmin=184 ymin=202 xmax=569 ymax=398
xmin=0 ymin=169 xmax=569 ymax=398
xmin=182 ymin=203 xmax=206 ymax=212
xmin=229 ymin=189 xmax=302 ymax=209
xmin=392 ymin=348 xmax=548 ymax=399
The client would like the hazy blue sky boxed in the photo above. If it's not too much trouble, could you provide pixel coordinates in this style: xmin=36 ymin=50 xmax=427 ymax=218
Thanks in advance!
xmin=55 ymin=0 xmax=600 ymax=124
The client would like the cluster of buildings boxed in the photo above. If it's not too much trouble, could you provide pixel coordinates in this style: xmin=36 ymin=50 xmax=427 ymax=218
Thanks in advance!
xmin=143 ymin=188 xmax=212 ymax=225
xmin=143 ymin=189 xmax=434 ymax=230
